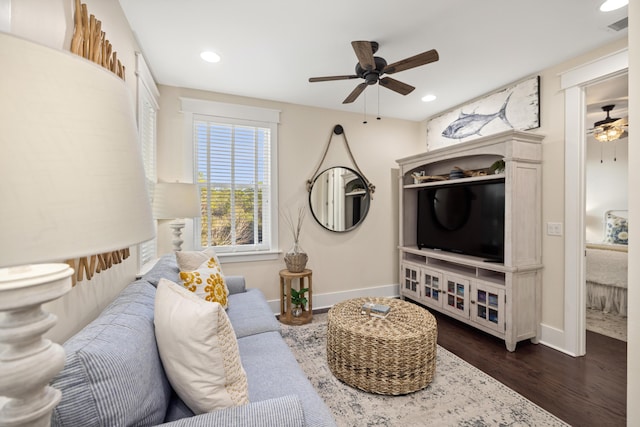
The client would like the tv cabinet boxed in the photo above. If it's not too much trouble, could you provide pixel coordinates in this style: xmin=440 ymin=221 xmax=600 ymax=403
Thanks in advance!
xmin=396 ymin=130 xmax=543 ymax=351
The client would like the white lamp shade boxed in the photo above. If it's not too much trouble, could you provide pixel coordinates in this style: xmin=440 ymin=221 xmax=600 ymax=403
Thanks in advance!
xmin=0 ymin=33 xmax=155 ymax=268
xmin=153 ymin=182 xmax=201 ymax=219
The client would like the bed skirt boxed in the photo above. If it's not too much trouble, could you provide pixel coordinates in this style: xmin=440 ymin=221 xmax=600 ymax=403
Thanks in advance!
xmin=586 ymin=281 xmax=627 ymax=317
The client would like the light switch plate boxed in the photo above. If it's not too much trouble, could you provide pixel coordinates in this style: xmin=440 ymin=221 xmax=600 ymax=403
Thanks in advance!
xmin=547 ymin=222 xmax=563 ymax=236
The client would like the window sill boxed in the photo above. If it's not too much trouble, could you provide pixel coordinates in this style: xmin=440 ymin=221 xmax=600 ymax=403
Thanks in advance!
xmin=217 ymin=250 xmax=282 ymax=264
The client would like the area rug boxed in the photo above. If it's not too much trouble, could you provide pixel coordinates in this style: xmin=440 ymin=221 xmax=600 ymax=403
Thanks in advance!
xmin=586 ymin=307 xmax=627 ymax=342
xmin=281 ymin=314 xmax=569 ymax=427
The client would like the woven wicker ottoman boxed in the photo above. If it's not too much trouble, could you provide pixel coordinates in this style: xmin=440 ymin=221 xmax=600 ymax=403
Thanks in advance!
xmin=326 ymin=297 xmax=437 ymax=395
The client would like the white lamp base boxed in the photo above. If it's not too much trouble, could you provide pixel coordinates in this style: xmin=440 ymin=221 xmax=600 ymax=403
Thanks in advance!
xmin=169 ymin=220 xmax=186 ymax=252
xmin=0 ymin=264 xmax=73 ymax=427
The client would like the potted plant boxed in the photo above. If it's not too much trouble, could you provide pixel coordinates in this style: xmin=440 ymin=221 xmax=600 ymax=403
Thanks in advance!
xmin=290 ymin=287 xmax=309 ymax=317
xmin=490 ymin=159 xmax=505 ymax=174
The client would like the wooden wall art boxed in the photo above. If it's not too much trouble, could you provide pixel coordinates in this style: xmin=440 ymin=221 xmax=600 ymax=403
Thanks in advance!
xmin=65 ymin=249 xmax=130 ymax=286
xmin=66 ymin=1 xmax=131 ymax=284
xmin=70 ymin=0 xmax=125 ymax=80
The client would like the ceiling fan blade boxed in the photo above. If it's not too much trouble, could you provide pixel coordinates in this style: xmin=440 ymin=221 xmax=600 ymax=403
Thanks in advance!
xmin=343 ymin=83 xmax=368 ymax=104
xmin=351 ymin=41 xmax=375 ymax=71
xmin=379 ymin=77 xmax=415 ymax=96
xmin=611 ymin=117 xmax=628 ymax=127
xmin=383 ymin=49 xmax=439 ymax=74
xmin=309 ymin=75 xmax=359 ymax=82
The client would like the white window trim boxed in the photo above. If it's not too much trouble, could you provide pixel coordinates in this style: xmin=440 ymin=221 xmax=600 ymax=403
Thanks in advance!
xmin=181 ymin=98 xmax=280 ymax=263
xmin=136 ymin=52 xmax=160 ymax=269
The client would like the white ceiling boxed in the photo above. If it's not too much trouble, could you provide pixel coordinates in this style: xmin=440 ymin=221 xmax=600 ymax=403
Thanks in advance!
xmin=118 ymin=0 xmax=628 ymax=122
xmin=586 ymin=73 xmax=628 ymax=123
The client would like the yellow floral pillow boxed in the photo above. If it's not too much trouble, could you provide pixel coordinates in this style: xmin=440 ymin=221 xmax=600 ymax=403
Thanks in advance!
xmin=179 ymin=257 xmax=229 ymax=309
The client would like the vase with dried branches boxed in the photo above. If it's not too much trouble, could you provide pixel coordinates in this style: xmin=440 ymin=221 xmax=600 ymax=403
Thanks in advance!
xmin=283 ymin=207 xmax=308 ymax=273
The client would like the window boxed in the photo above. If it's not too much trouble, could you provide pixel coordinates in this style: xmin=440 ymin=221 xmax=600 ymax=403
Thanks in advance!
xmin=182 ymin=98 xmax=280 ymax=260
xmin=136 ymin=53 xmax=159 ymax=268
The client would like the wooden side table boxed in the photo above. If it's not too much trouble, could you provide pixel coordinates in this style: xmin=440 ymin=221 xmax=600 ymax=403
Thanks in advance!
xmin=279 ymin=269 xmax=312 ymax=325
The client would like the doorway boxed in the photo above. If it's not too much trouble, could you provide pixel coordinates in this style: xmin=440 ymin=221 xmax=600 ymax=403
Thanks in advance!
xmin=560 ymin=48 xmax=628 ymax=356
xmin=584 ymin=74 xmax=629 ymax=342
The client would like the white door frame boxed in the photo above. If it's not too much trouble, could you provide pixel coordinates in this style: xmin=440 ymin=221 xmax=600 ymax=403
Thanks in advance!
xmin=559 ymin=48 xmax=628 ymax=356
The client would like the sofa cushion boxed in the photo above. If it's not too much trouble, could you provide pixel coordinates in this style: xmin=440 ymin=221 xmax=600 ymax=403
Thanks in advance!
xmin=51 ymin=280 xmax=171 ymax=427
xmin=143 ymin=253 xmax=180 ymax=286
xmin=178 ymin=257 xmax=229 ymax=308
xmin=238 ymin=331 xmax=336 ymax=427
xmin=159 ymin=395 xmax=306 ymax=427
xmin=227 ymin=289 xmax=281 ymax=338
xmin=155 ymin=279 xmax=249 ymax=414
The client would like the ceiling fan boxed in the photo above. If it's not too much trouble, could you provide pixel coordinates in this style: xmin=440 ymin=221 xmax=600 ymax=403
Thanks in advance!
xmin=309 ymin=41 xmax=439 ymax=104
xmin=587 ymin=104 xmax=629 ymax=142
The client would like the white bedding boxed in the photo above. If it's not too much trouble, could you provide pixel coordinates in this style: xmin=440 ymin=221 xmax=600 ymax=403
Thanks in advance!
xmin=585 ymin=245 xmax=628 ymax=316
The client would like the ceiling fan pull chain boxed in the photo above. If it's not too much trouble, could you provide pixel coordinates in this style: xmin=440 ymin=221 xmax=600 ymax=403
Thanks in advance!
xmin=363 ymin=92 xmax=367 ymax=124
xmin=377 ymin=84 xmax=381 ymax=121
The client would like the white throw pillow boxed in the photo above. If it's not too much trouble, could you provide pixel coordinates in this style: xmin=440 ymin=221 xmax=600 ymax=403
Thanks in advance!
xmin=176 ymin=247 xmax=222 ymax=271
xmin=154 ymin=278 xmax=249 ymax=414
xmin=178 ymin=256 xmax=229 ymax=308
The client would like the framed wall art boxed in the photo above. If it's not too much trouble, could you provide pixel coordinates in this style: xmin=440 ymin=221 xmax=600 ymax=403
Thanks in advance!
xmin=426 ymin=75 xmax=540 ymax=150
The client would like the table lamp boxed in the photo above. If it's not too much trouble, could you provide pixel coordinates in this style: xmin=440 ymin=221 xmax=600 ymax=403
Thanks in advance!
xmin=153 ymin=182 xmax=201 ymax=251
xmin=0 ymin=33 xmax=154 ymax=426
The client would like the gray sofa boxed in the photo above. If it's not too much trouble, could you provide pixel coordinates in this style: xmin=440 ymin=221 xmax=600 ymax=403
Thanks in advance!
xmin=51 ymin=254 xmax=336 ymax=427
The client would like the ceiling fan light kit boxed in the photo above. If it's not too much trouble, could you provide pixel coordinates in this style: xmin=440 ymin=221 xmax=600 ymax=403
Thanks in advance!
xmin=592 ymin=104 xmax=628 ymax=143
xmin=594 ymin=125 xmax=624 ymax=143
xmin=309 ymin=41 xmax=439 ymax=105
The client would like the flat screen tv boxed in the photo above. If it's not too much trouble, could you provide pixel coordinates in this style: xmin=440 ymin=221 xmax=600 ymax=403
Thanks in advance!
xmin=417 ymin=179 xmax=505 ymax=262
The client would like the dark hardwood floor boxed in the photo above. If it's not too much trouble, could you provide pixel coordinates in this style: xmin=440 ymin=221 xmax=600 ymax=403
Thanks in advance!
xmin=431 ymin=310 xmax=627 ymax=427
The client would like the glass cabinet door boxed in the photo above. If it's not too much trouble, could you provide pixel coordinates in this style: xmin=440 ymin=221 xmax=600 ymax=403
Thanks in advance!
xmin=472 ymin=281 xmax=505 ymax=332
xmin=443 ymin=275 xmax=470 ymax=318
xmin=401 ymin=263 xmax=421 ymax=299
xmin=422 ymin=268 xmax=443 ymax=307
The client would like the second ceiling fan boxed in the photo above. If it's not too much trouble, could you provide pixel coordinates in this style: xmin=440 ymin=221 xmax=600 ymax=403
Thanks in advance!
xmin=309 ymin=41 xmax=439 ymax=104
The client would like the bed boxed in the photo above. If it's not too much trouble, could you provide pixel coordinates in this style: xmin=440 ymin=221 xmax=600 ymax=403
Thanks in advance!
xmin=586 ymin=210 xmax=628 ymax=316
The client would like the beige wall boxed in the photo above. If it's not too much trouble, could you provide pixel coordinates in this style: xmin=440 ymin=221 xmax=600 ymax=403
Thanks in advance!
xmin=156 ymin=85 xmax=423 ymax=302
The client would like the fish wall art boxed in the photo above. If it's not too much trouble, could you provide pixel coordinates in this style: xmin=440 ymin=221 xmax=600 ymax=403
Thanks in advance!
xmin=426 ymin=75 xmax=540 ymax=150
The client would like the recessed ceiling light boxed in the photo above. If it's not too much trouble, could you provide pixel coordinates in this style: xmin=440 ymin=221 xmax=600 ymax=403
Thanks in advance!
xmin=200 ymin=51 xmax=221 ymax=63
xmin=599 ymin=0 xmax=628 ymax=12
xmin=421 ymin=94 xmax=437 ymax=103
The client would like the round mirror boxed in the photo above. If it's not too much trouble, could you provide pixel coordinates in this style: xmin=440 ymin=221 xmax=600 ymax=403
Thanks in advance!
xmin=308 ymin=166 xmax=371 ymax=232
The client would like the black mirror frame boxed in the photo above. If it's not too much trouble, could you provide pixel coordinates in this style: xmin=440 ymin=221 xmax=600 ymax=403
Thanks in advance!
xmin=308 ymin=166 xmax=371 ymax=233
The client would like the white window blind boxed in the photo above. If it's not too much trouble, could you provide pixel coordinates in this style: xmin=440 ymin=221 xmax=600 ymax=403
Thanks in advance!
xmin=195 ymin=118 xmax=272 ymax=252
xmin=136 ymin=53 xmax=159 ymax=267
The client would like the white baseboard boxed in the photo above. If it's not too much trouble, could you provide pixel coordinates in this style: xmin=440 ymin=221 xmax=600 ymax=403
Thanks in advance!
xmin=267 ymin=283 xmax=400 ymax=314
xmin=539 ymin=323 xmax=578 ymax=356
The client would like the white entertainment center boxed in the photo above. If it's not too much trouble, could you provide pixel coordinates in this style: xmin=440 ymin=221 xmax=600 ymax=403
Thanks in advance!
xmin=396 ymin=130 xmax=544 ymax=351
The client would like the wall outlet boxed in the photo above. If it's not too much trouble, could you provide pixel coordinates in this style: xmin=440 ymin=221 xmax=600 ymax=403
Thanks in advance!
xmin=547 ymin=222 xmax=563 ymax=236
